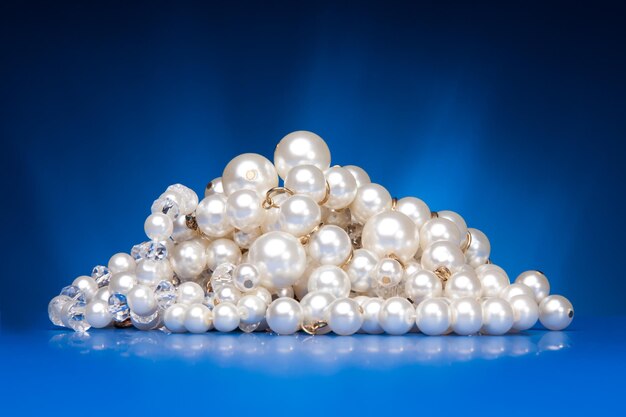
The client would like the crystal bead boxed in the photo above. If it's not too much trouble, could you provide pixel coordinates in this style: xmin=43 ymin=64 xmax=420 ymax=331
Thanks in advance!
xmin=166 ymin=184 xmax=199 ymax=215
xmin=131 ymin=241 xmax=168 ymax=261
xmin=203 ymin=291 xmax=217 ymax=311
xmin=239 ymin=322 xmax=260 ymax=333
xmin=347 ymin=223 xmax=363 ymax=249
xmin=130 ymin=311 xmax=161 ymax=330
xmin=233 ymin=228 xmax=262 ymax=249
xmin=48 ymin=295 xmax=71 ymax=327
xmin=91 ymin=265 xmax=111 ymax=287
xmin=154 ymin=280 xmax=177 ymax=310
xmin=211 ymin=262 xmax=235 ymax=289
xmin=323 ymin=207 xmax=352 ymax=229
xmin=62 ymin=301 xmax=91 ymax=333
xmin=108 ymin=293 xmax=130 ymax=322
xmin=151 ymin=197 xmax=180 ymax=220
xmin=60 ymin=285 xmax=86 ymax=303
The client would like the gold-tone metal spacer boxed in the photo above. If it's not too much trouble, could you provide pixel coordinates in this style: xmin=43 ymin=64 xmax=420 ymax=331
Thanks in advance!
xmin=486 ymin=258 xmax=492 ymax=265
xmin=340 ymin=248 xmax=355 ymax=268
xmin=300 ymin=222 xmax=323 ymax=245
xmin=262 ymin=186 xmax=294 ymax=209
xmin=301 ymin=320 xmax=328 ymax=335
xmin=387 ymin=253 xmax=406 ymax=270
xmin=461 ymin=230 xmax=473 ymax=252
xmin=391 ymin=197 xmax=398 ymax=210
xmin=431 ymin=211 xmax=439 ymax=219
xmin=434 ymin=266 xmax=452 ymax=283
xmin=114 ymin=318 xmax=133 ymax=328
xmin=185 ymin=214 xmax=199 ymax=231
xmin=317 ymin=181 xmax=331 ymax=205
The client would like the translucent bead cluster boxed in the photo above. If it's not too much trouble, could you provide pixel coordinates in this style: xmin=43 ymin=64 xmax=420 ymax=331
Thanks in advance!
xmin=49 ymin=130 xmax=575 ymax=335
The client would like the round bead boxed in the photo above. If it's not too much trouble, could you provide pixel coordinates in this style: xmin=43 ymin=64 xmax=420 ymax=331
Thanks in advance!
xmin=171 ymin=213 xmax=197 ymax=242
xmin=372 ymin=257 xmax=404 ymax=288
xmin=205 ymin=177 xmax=224 ymax=197
xmin=144 ymin=213 xmax=174 ymax=241
xmin=307 ymin=225 xmax=352 ymax=266
xmin=84 ymin=300 xmax=112 ymax=328
xmin=300 ymin=291 xmax=335 ymax=334
xmin=404 ymin=270 xmax=442 ymax=304
xmin=362 ymin=211 xmax=419 ymax=262
xmin=416 ymin=298 xmax=451 ymax=336
xmin=345 ymin=248 xmax=378 ymax=293
xmin=177 ymin=281 xmax=205 ymax=305
xmin=279 ymin=194 xmax=322 ymax=237
xmin=307 ymin=265 xmax=351 ymax=298
xmin=131 ymin=311 xmax=161 ymax=331
xmin=135 ymin=259 xmax=173 ymax=286
xmin=260 ymin=192 xmax=290 ymax=233
xmin=379 ymin=297 xmax=415 ymax=335
xmin=481 ymin=298 xmax=514 ymax=335
xmin=233 ymin=227 xmax=262 ymax=249
xmin=222 ymin=153 xmax=278 ymax=196
xmin=350 ymin=183 xmax=392 ymax=224
xmin=420 ymin=241 xmax=465 ymax=273
xmin=343 ymin=165 xmax=371 ymax=188
xmin=184 ymin=303 xmax=213 ymax=333
xmin=325 ymin=298 xmax=363 ymax=336
xmin=127 ymin=284 xmax=158 ymax=316
xmin=437 ymin=210 xmax=468 ymax=240
xmin=108 ymin=253 xmax=136 ymax=275
xmin=475 ymin=264 xmax=510 ymax=298
xmin=248 ymin=287 xmax=272 ymax=306
xmin=266 ymin=297 xmax=303 ymax=335
xmin=324 ymin=166 xmax=358 ymax=210
xmin=274 ymin=131 xmax=331 ymax=179
xmin=510 ymin=294 xmax=539 ymax=331
xmin=165 ymin=184 xmax=199 ymax=215
xmin=214 ymin=284 xmax=241 ymax=304
xmin=72 ymin=275 xmax=98 ymax=302
xmin=248 ymin=231 xmax=307 ymax=288
xmin=361 ymin=298 xmax=384 ymax=334
xmin=196 ymin=194 xmax=234 ymax=238
xmin=93 ymin=287 xmax=111 ymax=303
xmin=212 ymin=302 xmax=240 ymax=332
xmin=450 ymin=297 xmax=483 ymax=335
xmin=515 ymin=270 xmax=550 ymax=302
xmin=225 ymin=189 xmax=265 ymax=231
xmin=465 ymin=228 xmax=491 ymax=267
xmin=539 ymin=295 xmax=574 ymax=331
xmin=109 ymin=272 xmax=136 ymax=295
xmin=444 ymin=269 xmax=482 ymax=299
xmin=237 ymin=295 xmax=267 ymax=324
xmin=500 ymin=283 xmax=535 ymax=302
xmin=169 ymin=240 xmax=208 ymax=280
xmin=395 ymin=197 xmax=431 ymax=229
xmin=284 ymin=164 xmax=327 ymax=203
xmin=163 ymin=304 xmax=188 ymax=333
xmin=206 ymin=238 xmax=242 ymax=271
xmin=233 ymin=263 xmax=261 ymax=292
xmin=420 ymin=218 xmax=463 ymax=249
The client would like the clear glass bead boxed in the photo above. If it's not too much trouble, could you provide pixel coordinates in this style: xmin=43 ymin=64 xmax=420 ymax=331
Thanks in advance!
xmin=233 ymin=228 xmax=262 ymax=249
xmin=130 ymin=311 xmax=159 ymax=325
xmin=211 ymin=262 xmax=235 ymax=289
xmin=91 ymin=265 xmax=111 ymax=287
xmin=166 ymin=184 xmax=198 ymax=215
xmin=203 ymin=291 xmax=217 ymax=311
xmin=131 ymin=241 xmax=168 ymax=261
xmin=151 ymin=197 xmax=180 ymax=219
xmin=48 ymin=295 xmax=71 ymax=327
xmin=108 ymin=293 xmax=130 ymax=322
xmin=347 ymin=223 xmax=363 ymax=249
xmin=323 ymin=207 xmax=352 ymax=229
xmin=154 ymin=280 xmax=177 ymax=310
xmin=239 ymin=322 xmax=260 ymax=333
xmin=64 ymin=302 xmax=91 ymax=333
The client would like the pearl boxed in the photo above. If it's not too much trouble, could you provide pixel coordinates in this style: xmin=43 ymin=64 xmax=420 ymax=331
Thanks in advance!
xmin=108 ymin=253 xmax=136 ymax=275
xmin=274 ymin=286 xmax=294 ymax=298
xmin=343 ymin=165 xmax=371 ymax=188
xmin=279 ymin=195 xmax=322 ymax=237
xmin=515 ymin=270 xmax=550 ymax=302
xmin=237 ymin=295 xmax=267 ymax=324
xmin=135 ymin=259 xmax=173 ymax=286
xmin=222 ymin=153 xmax=278 ymax=196
xmin=93 ymin=287 xmax=111 ymax=303
xmin=420 ymin=241 xmax=465 ymax=273
xmin=177 ymin=281 xmax=205 ymax=305
xmin=260 ymin=192 xmax=290 ymax=233
xmin=214 ymin=284 xmax=241 ymax=304
xmin=225 ymin=189 xmax=266 ymax=231
xmin=379 ymin=297 xmax=415 ymax=335
xmin=169 ymin=240 xmax=208 ymax=280
xmin=307 ymin=225 xmax=352 ymax=266
xmin=184 ymin=303 xmax=213 ymax=333
xmin=144 ymin=213 xmax=174 ymax=241
xmin=284 ymin=164 xmax=327 ymax=203
xmin=416 ymin=298 xmax=451 ymax=336
xmin=420 ymin=218 xmax=463 ymax=249
xmin=324 ymin=166 xmax=358 ymax=210
xmin=274 ymin=131 xmax=331 ymax=179
xmin=361 ymin=298 xmax=384 ymax=334
xmin=539 ymin=295 xmax=574 ymax=330
xmin=163 ymin=304 xmax=188 ymax=333
xmin=109 ymin=272 xmax=136 ymax=295
xmin=510 ymin=294 xmax=539 ymax=331
xmin=345 ymin=248 xmax=378 ymax=293
xmin=171 ymin=213 xmax=197 ymax=242
xmin=465 ymin=228 xmax=491 ymax=267
xmin=481 ymin=298 xmax=514 ymax=335
xmin=72 ymin=275 xmax=98 ymax=302
xmin=127 ymin=284 xmax=158 ymax=316
xmin=475 ymin=264 xmax=510 ymax=298
xmin=212 ymin=302 xmax=240 ymax=332
xmin=307 ymin=265 xmax=351 ymax=298
xmin=444 ymin=269 xmax=482 ymax=299
xmin=232 ymin=263 xmax=261 ymax=292
xmin=372 ymin=257 xmax=404 ymax=288
xmin=437 ymin=210 xmax=468 ymax=240
xmin=395 ymin=197 xmax=431 ymax=229
xmin=350 ymin=183 xmax=392 ymax=224
xmin=233 ymin=227 xmax=262 ymax=249
xmin=362 ymin=211 xmax=419 ymax=262
xmin=196 ymin=194 xmax=234 ymax=238
xmin=404 ymin=260 xmax=422 ymax=277
xmin=300 ymin=291 xmax=335 ymax=334
xmin=205 ymin=238 xmax=242 ymax=271
xmin=266 ymin=297 xmax=303 ymax=335
xmin=404 ymin=270 xmax=442 ymax=304
xmin=84 ymin=300 xmax=112 ymax=328
xmin=248 ymin=286 xmax=272 ymax=305
xmin=500 ymin=283 xmax=535 ymax=302
xmin=248 ymin=231 xmax=307 ymax=288
xmin=325 ymin=298 xmax=363 ymax=336
xmin=450 ymin=297 xmax=483 ymax=335
xmin=205 ymin=177 xmax=224 ymax=197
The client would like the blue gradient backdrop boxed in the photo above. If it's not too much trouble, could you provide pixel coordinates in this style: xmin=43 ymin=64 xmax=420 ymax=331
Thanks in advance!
xmin=1 ymin=1 xmax=625 ymax=329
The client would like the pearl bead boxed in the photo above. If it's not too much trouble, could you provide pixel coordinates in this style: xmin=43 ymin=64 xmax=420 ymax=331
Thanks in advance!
xmin=475 ymin=264 xmax=510 ymax=297
xmin=233 ymin=227 xmax=262 ymax=249
xmin=266 ymin=297 xmax=303 ymax=335
xmin=84 ymin=300 xmax=112 ymax=328
xmin=307 ymin=265 xmax=351 ymax=298
xmin=404 ymin=260 xmax=422 ymax=276
xmin=108 ymin=252 xmax=136 ymax=275
xmin=274 ymin=131 xmax=331 ymax=179
xmin=350 ymin=183 xmax=392 ymax=224
xmin=171 ymin=213 xmax=197 ymax=242
xmin=260 ymin=192 xmax=290 ymax=233
xmin=465 ymin=228 xmax=491 ymax=267
xmin=222 ymin=153 xmax=278 ymax=196
xmin=163 ymin=304 xmax=188 ymax=333
xmin=94 ymin=287 xmax=111 ymax=303
xmin=170 ymin=240 xmax=208 ymax=280
xmin=135 ymin=259 xmax=173 ymax=286
xmin=300 ymin=291 xmax=335 ymax=334
xmin=510 ymin=294 xmax=539 ymax=331
xmin=361 ymin=298 xmax=384 ymax=334
xmin=416 ymin=298 xmax=451 ymax=336
xmin=127 ymin=284 xmax=158 ymax=316
xmin=248 ymin=286 xmax=272 ymax=305
xmin=232 ymin=263 xmax=261 ymax=292
xmin=205 ymin=177 xmax=224 ymax=197
xmin=345 ymin=248 xmax=378 ymax=293
xmin=450 ymin=297 xmax=482 ymax=335
xmin=225 ymin=189 xmax=265 ymax=231
xmin=307 ymin=225 xmax=352 ymax=266
xmin=144 ymin=213 xmax=174 ymax=241
xmin=372 ymin=257 xmax=404 ymax=288
xmin=420 ymin=218 xmax=463 ymax=249
xmin=444 ymin=269 xmax=482 ymax=299
xmin=515 ymin=270 xmax=550 ymax=302
xmin=248 ymin=231 xmax=307 ymax=288
xmin=284 ymin=164 xmax=327 ymax=203
xmin=184 ymin=303 xmax=213 ymax=333
xmin=437 ymin=210 xmax=468 ymax=240
xmin=324 ymin=166 xmax=358 ymax=210
xmin=395 ymin=197 xmax=431 ymax=229
xmin=205 ymin=238 xmax=242 ymax=271
xmin=404 ymin=270 xmax=442 ymax=304
xmin=177 ymin=281 xmax=205 ymax=305
xmin=72 ymin=275 xmax=98 ymax=302
xmin=500 ymin=283 xmax=535 ymax=302
xmin=214 ymin=284 xmax=241 ymax=304
xmin=326 ymin=298 xmax=363 ymax=336
xmin=237 ymin=295 xmax=267 ymax=324
xmin=196 ymin=194 xmax=234 ymax=238
xmin=212 ymin=302 xmax=240 ymax=332
xmin=481 ymin=298 xmax=514 ymax=335
xmin=343 ymin=165 xmax=371 ymax=188
xmin=379 ymin=297 xmax=415 ymax=335
xmin=279 ymin=195 xmax=321 ymax=237
xmin=362 ymin=211 xmax=419 ymax=262
xmin=420 ymin=241 xmax=465 ymax=273
xmin=274 ymin=286 xmax=294 ymax=298
xmin=109 ymin=272 xmax=136 ymax=295
xmin=539 ymin=295 xmax=574 ymax=330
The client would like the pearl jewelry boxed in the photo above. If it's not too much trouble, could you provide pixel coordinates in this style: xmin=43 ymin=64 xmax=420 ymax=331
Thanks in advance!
xmin=108 ymin=253 xmax=136 ymax=275
xmin=510 ymin=294 xmax=539 ymax=331
xmin=464 ymin=228 xmax=490 ymax=267
xmin=437 ymin=211 xmax=468 ymax=241
xmin=169 ymin=240 xmax=208 ymax=280
xmin=307 ymin=265 xmax=351 ymax=298
xmin=274 ymin=131 xmax=331 ymax=179
xmin=450 ymin=297 xmax=483 ymax=335
xmin=421 ymin=241 xmax=465 ymax=273
xmin=395 ymin=197 xmax=431 ymax=229
xmin=444 ymin=269 xmax=482 ymax=300
xmin=184 ymin=303 xmax=213 ymax=333
xmin=325 ymin=298 xmax=363 ymax=336
xmin=171 ymin=213 xmax=197 ymax=242
xmin=177 ymin=281 xmax=205 ymax=305
xmin=232 ymin=263 xmax=261 ymax=292
xmin=205 ymin=177 xmax=224 ymax=197
xmin=362 ymin=211 xmax=419 ymax=262
xmin=515 ymin=270 xmax=550 ymax=302
xmin=84 ymin=300 xmax=112 ymax=328
xmin=248 ymin=231 xmax=307 ymax=288
xmin=214 ymin=284 xmax=241 ymax=304
xmin=163 ymin=304 xmax=188 ymax=333
xmin=222 ymin=153 xmax=278 ymax=196
xmin=226 ymin=189 xmax=266 ymax=231
xmin=237 ymin=295 xmax=267 ymax=325
xmin=307 ymin=225 xmax=352 ymax=266
xmin=481 ymin=298 xmax=514 ymax=335
xmin=109 ymin=272 xmax=136 ymax=295
xmin=343 ymin=165 xmax=371 ymax=188
xmin=266 ymin=297 xmax=303 ymax=335
xmin=378 ymin=297 xmax=415 ymax=335
xmin=284 ymin=164 xmax=327 ymax=203
xmin=324 ymin=166 xmax=358 ymax=210
xmin=206 ymin=238 xmax=242 ymax=271
xmin=135 ymin=259 xmax=173 ymax=286
xmin=416 ymin=298 xmax=451 ymax=336
xmin=404 ymin=270 xmax=442 ymax=304
xmin=72 ymin=276 xmax=98 ymax=302
xmin=361 ymin=298 xmax=384 ymax=334
xmin=350 ymin=183 xmax=392 ymax=224
xmin=420 ymin=217 xmax=463 ymax=249
xmin=248 ymin=286 xmax=272 ymax=306
xmin=475 ymin=264 xmax=510 ymax=298
xmin=300 ymin=291 xmax=335 ymax=334
xmin=500 ymin=283 xmax=535 ymax=302
xmin=345 ymin=248 xmax=378 ymax=293
xmin=127 ymin=284 xmax=158 ymax=316
xmin=212 ymin=302 xmax=240 ymax=332
xmin=539 ymin=295 xmax=574 ymax=330
xmin=372 ymin=257 xmax=404 ymax=288
xmin=279 ymin=194 xmax=322 ymax=237
xmin=196 ymin=194 xmax=234 ymax=237
xmin=144 ymin=213 xmax=174 ymax=241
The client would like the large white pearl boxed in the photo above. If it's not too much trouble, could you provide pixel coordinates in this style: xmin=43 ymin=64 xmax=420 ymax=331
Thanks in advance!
xmin=109 ymin=272 xmax=136 ymax=295
xmin=171 ymin=213 xmax=197 ymax=242
xmin=170 ymin=240 xmax=208 ymax=280
xmin=395 ymin=197 xmax=431 ymax=229
xmin=362 ymin=211 xmax=419 ymax=262
xmin=324 ymin=166 xmax=358 ymax=210
xmin=279 ymin=195 xmax=321 ymax=237
xmin=500 ymin=283 xmax=535 ymax=302
xmin=226 ymin=189 xmax=265 ymax=231
xmin=510 ymin=294 xmax=539 ymax=331
xmin=361 ymin=298 xmax=384 ymax=334
xmin=266 ymin=297 xmax=303 ymax=335
xmin=404 ymin=270 xmax=442 ymax=304
xmin=437 ymin=210 xmax=468 ymax=239
xmin=416 ymin=298 xmax=451 ymax=336
xmin=108 ymin=252 xmax=136 ymax=275
xmin=515 ymin=270 xmax=550 ymax=302
xmin=475 ymin=264 xmax=510 ymax=297
xmin=212 ymin=302 xmax=240 ymax=332
xmin=163 ymin=304 xmax=188 ymax=333
xmin=237 ymin=295 xmax=267 ymax=325
xmin=465 ymin=228 xmax=491 ymax=267
xmin=84 ymin=300 xmax=112 ymax=328
xmin=72 ymin=275 xmax=98 ymax=302
xmin=345 ymin=248 xmax=378 ymax=293
xmin=144 ymin=213 xmax=174 ymax=241
xmin=177 ymin=281 xmax=205 ymax=305
xmin=135 ymin=259 xmax=173 ymax=286
xmin=184 ymin=303 xmax=213 ymax=333
xmin=350 ymin=183 xmax=392 ymax=224
xmin=248 ymin=231 xmax=307 ymax=288
xmin=539 ymin=295 xmax=574 ymax=330
xmin=284 ymin=164 xmax=327 ymax=202
xmin=300 ymin=291 xmax=335 ymax=334
xmin=379 ymin=297 xmax=415 ymax=335
xmin=420 ymin=241 xmax=465 ymax=273
xmin=127 ymin=284 xmax=158 ymax=316
xmin=205 ymin=238 xmax=242 ymax=271
xmin=343 ymin=165 xmax=371 ymax=188
xmin=420 ymin=218 xmax=462 ymax=249
xmin=444 ymin=269 xmax=482 ymax=299
xmin=326 ymin=298 xmax=363 ymax=336
xmin=450 ymin=297 xmax=482 ymax=335
xmin=481 ymin=297 xmax=514 ymax=335
xmin=222 ymin=153 xmax=278 ymax=196
xmin=307 ymin=265 xmax=351 ymax=298
xmin=196 ymin=194 xmax=234 ymax=238
xmin=274 ymin=131 xmax=331 ymax=179
xmin=307 ymin=225 xmax=352 ymax=266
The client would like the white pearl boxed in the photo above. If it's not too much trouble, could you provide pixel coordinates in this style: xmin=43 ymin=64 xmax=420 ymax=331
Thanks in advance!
xmin=266 ymin=297 xmax=303 ymax=335
xmin=404 ymin=270 xmax=442 ymax=304
xmin=225 ymin=189 xmax=265 ymax=231
xmin=222 ymin=153 xmax=278 ymax=196
xmin=345 ymin=248 xmax=378 ymax=293
xmin=274 ymin=131 xmax=331 ymax=179
xmin=127 ymin=284 xmax=158 ymax=316
xmin=300 ymin=291 xmax=335 ymax=334
xmin=404 ymin=260 xmax=422 ymax=277
xmin=144 ymin=213 xmax=174 ymax=241
xmin=108 ymin=252 xmax=136 ymax=275
xmin=515 ymin=270 xmax=550 ymax=302
xmin=326 ymin=298 xmax=363 ymax=336
xmin=324 ymin=166 xmax=358 ymax=210
xmin=420 ymin=218 xmax=463 ymax=249
xmin=135 ymin=259 xmax=173 ymax=286
xmin=72 ymin=275 xmax=98 ymax=302
xmin=84 ymin=300 xmax=112 ymax=328
xmin=362 ymin=211 xmax=419 ymax=262
xmin=274 ymin=286 xmax=294 ymax=298
xmin=350 ymin=183 xmax=392 ymax=224
xmin=196 ymin=194 xmax=234 ymax=237
xmin=214 ymin=284 xmax=241 ymax=304
xmin=205 ymin=238 xmax=242 ymax=271
xmin=205 ymin=177 xmax=224 ymax=197
xmin=437 ymin=210 xmax=468 ymax=239
xmin=260 ymin=192 xmax=290 ymax=233
xmin=248 ymin=231 xmax=307 ymax=288
xmin=465 ymin=228 xmax=491 ymax=267
xmin=343 ymin=165 xmax=371 ymax=188
xmin=450 ymin=297 xmax=482 ymax=335
xmin=171 ymin=213 xmax=197 ymax=242
xmin=279 ymin=195 xmax=321 ymax=237
xmin=307 ymin=265 xmax=351 ymax=298
xmin=237 ymin=295 xmax=267 ymax=324
xmin=284 ymin=164 xmax=327 ymax=202
xmin=444 ymin=269 xmax=482 ymax=299
xmin=247 ymin=286 xmax=272 ymax=305
xmin=109 ymin=272 xmax=136 ymax=295
xmin=416 ymin=298 xmax=451 ymax=336
xmin=500 ymin=283 xmax=535 ymax=302
xmin=510 ymin=294 xmax=539 ymax=331
xmin=233 ymin=227 xmax=262 ymax=249
xmin=307 ymin=225 xmax=352 ymax=266
xmin=212 ymin=302 xmax=240 ymax=332
xmin=395 ymin=197 xmax=431 ymax=229
xmin=475 ymin=264 xmax=510 ymax=297
xmin=420 ymin=241 xmax=465 ymax=273
xmin=184 ymin=303 xmax=213 ymax=333
xmin=170 ymin=240 xmax=208 ymax=280
xmin=372 ymin=257 xmax=404 ymax=288
xmin=361 ymin=298 xmax=384 ymax=334
xmin=163 ymin=304 xmax=188 ymax=333
xmin=94 ymin=287 xmax=111 ymax=303
xmin=378 ymin=297 xmax=415 ymax=335
xmin=481 ymin=298 xmax=514 ymax=335
xmin=177 ymin=281 xmax=205 ymax=305
xmin=232 ymin=263 xmax=261 ymax=292
xmin=539 ymin=295 xmax=574 ymax=330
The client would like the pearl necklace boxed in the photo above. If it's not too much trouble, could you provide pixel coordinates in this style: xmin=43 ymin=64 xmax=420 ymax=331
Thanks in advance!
xmin=49 ymin=130 xmax=574 ymax=336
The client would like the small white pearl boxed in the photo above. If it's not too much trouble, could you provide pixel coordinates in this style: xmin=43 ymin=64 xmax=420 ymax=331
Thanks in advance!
xmin=222 ymin=153 xmax=278 ymax=196
xmin=465 ymin=228 xmax=490 ymax=267
xmin=510 ymin=294 xmax=539 ymax=331
xmin=233 ymin=227 xmax=262 ymax=249
xmin=171 ymin=213 xmax=197 ymax=242
xmin=437 ymin=210 xmax=468 ymax=239
xmin=307 ymin=225 xmax=352 ymax=266
xmin=420 ymin=218 xmax=463 ymax=249
xmin=163 ymin=304 xmax=188 ymax=333
xmin=93 ymin=287 xmax=111 ymax=302
xmin=84 ymin=300 xmax=112 ymax=328
xmin=326 ymin=298 xmax=363 ymax=336
xmin=404 ymin=270 xmax=442 ymax=304
xmin=307 ymin=265 xmax=351 ymax=298
xmin=108 ymin=253 xmax=136 ymax=275
xmin=420 ymin=241 xmax=466 ymax=273
xmin=184 ymin=303 xmax=213 ymax=333
xmin=274 ymin=286 xmax=294 ymax=299
xmin=539 ymin=295 xmax=574 ymax=330
xmin=416 ymin=298 xmax=451 ymax=336
xmin=135 ymin=259 xmax=173 ymax=286
xmin=266 ymin=297 xmax=303 ymax=335
xmin=515 ymin=270 xmax=550 ymax=302
xmin=362 ymin=211 xmax=420 ymax=263
xmin=226 ymin=189 xmax=265 ymax=232
xmin=170 ymin=240 xmax=208 ymax=280
xmin=205 ymin=238 xmax=242 ymax=271
xmin=212 ymin=302 xmax=240 ymax=332
xmin=237 ymin=295 xmax=267 ymax=324
xmin=395 ymin=197 xmax=431 ymax=229
xmin=205 ymin=177 xmax=224 ymax=197
xmin=177 ymin=281 xmax=205 ymax=305
xmin=196 ymin=194 xmax=234 ymax=238
xmin=345 ymin=248 xmax=378 ymax=293
xmin=300 ymin=291 xmax=335 ymax=334
xmin=144 ymin=213 xmax=174 ymax=241
xmin=343 ymin=165 xmax=371 ymax=188
xmin=248 ymin=231 xmax=307 ymax=288
xmin=109 ymin=272 xmax=136 ymax=295
xmin=247 ymin=287 xmax=272 ymax=305
xmin=279 ymin=195 xmax=321 ymax=237
xmin=72 ymin=275 xmax=98 ymax=302
xmin=378 ymin=297 xmax=415 ymax=335
xmin=214 ymin=284 xmax=241 ymax=304
xmin=361 ymin=298 xmax=384 ymax=334
xmin=444 ymin=269 xmax=482 ymax=299
xmin=284 ymin=164 xmax=327 ymax=203
xmin=232 ymin=263 xmax=261 ymax=292
xmin=475 ymin=264 xmax=510 ymax=297
xmin=350 ymin=183 xmax=392 ymax=224
xmin=274 ymin=131 xmax=331 ymax=179
xmin=500 ymin=283 xmax=535 ymax=302
xmin=450 ymin=297 xmax=483 ymax=335
xmin=324 ymin=166 xmax=358 ymax=210
xmin=372 ymin=257 xmax=404 ymax=288
xmin=481 ymin=297 xmax=514 ymax=335
xmin=127 ymin=284 xmax=158 ymax=316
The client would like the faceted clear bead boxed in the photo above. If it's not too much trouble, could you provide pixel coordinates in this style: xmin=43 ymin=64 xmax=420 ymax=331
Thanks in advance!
xmin=131 ymin=241 xmax=168 ymax=261
xmin=108 ymin=293 xmax=130 ymax=322
xmin=154 ymin=280 xmax=177 ymax=310
xmin=63 ymin=302 xmax=91 ymax=333
xmin=151 ymin=197 xmax=180 ymax=220
xmin=211 ymin=262 xmax=235 ymax=289
xmin=239 ymin=322 xmax=260 ymax=333
xmin=48 ymin=295 xmax=71 ymax=327
xmin=203 ymin=292 xmax=217 ymax=311
xmin=323 ymin=207 xmax=352 ymax=229
xmin=60 ymin=285 xmax=86 ymax=303
xmin=130 ymin=311 xmax=159 ymax=325
xmin=166 ymin=184 xmax=198 ymax=215
xmin=91 ymin=265 xmax=111 ymax=287
xmin=347 ymin=223 xmax=363 ymax=249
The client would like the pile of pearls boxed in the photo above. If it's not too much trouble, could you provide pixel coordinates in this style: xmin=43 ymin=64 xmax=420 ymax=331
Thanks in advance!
xmin=49 ymin=131 xmax=575 ymax=336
